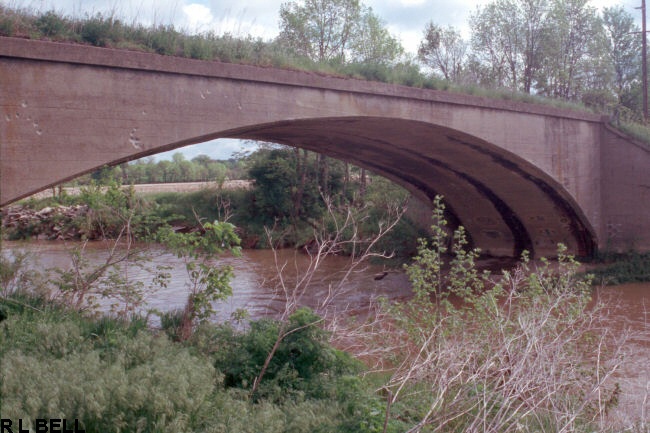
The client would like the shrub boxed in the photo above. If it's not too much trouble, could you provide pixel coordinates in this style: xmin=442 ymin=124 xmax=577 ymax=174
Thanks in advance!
xmin=380 ymin=196 xmax=626 ymax=432
xmin=0 ymin=291 xmax=399 ymax=432
xmin=0 ymin=302 xmax=218 ymax=432
xmin=35 ymin=11 xmax=68 ymax=38
xmin=80 ymin=13 xmax=122 ymax=47
xmin=212 ymin=308 xmax=362 ymax=402
xmin=588 ymin=251 xmax=650 ymax=285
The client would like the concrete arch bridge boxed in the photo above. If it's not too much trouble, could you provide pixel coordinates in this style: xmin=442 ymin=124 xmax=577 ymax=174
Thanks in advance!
xmin=2 ymin=37 xmax=649 ymax=258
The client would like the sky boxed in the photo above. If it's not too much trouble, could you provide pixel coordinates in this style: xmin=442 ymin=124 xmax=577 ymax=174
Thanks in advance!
xmin=1 ymin=0 xmax=642 ymax=160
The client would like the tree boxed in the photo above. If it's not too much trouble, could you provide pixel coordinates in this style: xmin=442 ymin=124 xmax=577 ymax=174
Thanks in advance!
xmin=535 ymin=0 xmax=603 ymax=100
xmin=469 ymin=0 xmax=520 ymax=89
xmin=350 ymin=7 xmax=403 ymax=65
xmin=602 ymin=6 xmax=641 ymax=113
xmin=469 ymin=0 xmax=550 ymax=92
xmin=278 ymin=0 xmax=361 ymax=62
xmin=519 ymin=0 xmax=550 ymax=93
xmin=418 ymin=22 xmax=467 ymax=82
xmin=278 ymin=0 xmax=402 ymax=65
xmin=248 ymin=148 xmax=315 ymax=227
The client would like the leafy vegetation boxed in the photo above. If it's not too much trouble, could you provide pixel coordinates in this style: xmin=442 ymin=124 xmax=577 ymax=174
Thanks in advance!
xmin=1 ymin=0 xmax=649 ymax=428
xmin=48 ymin=153 xmax=241 ymax=186
xmin=156 ymin=220 xmax=242 ymax=339
xmin=421 ymin=1 xmax=643 ymax=121
xmin=339 ymin=197 xmax=631 ymax=432
xmin=0 ymin=292 xmax=397 ymax=433
xmin=587 ymin=251 xmax=650 ymax=285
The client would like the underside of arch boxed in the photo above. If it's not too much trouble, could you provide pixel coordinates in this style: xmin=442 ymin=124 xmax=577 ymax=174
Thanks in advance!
xmin=219 ymin=116 xmax=596 ymax=258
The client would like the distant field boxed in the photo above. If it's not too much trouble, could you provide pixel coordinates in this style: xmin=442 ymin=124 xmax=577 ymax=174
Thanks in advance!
xmin=29 ymin=181 xmax=252 ymax=199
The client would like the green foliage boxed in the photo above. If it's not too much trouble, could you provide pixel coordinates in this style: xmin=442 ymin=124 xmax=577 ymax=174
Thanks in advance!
xmin=404 ymin=195 xmax=453 ymax=306
xmin=588 ymin=251 xmax=650 ymax=285
xmin=143 ymin=24 xmax=181 ymax=55
xmin=278 ymin=0 xmax=403 ymax=65
xmin=617 ymin=121 xmax=650 ymax=150
xmin=158 ymin=308 xmax=185 ymax=341
xmin=85 ymin=153 xmax=235 ymax=184
xmin=6 ymin=146 xmax=421 ymax=260
xmin=212 ymin=308 xmax=360 ymax=401
xmin=145 ymin=188 xmax=244 ymax=228
xmin=0 ymin=292 xmax=399 ymax=433
xmin=418 ymin=22 xmax=466 ymax=82
xmin=3 ymin=176 xmax=173 ymax=241
xmin=248 ymin=148 xmax=324 ymax=227
xmin=249 ymin=149 xmax=302 ymax=224
xmin=79 ymin=13 xmax=125 ymax=47
xmin=1 ymin=305 xmax=217 ymax=432
xmin=158 ymin=220 xmax=241 ymax=260
xmin=0 ymin=9 xmax=16 ymax=36
xmin=156 ymin=220 xmax=241 ymax=334
xmin=35 ymin=10 xmax=68 ymax=38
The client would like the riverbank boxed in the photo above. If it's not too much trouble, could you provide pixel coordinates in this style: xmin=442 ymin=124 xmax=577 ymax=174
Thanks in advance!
xmin=5 ymin=198 xmax=650 ymax=288
xmin=1 ymin=178 xmax=429 ymax=261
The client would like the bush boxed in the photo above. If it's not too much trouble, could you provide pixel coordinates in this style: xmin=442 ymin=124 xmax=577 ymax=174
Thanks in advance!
xmin=211 ymin=308 xmax=362 ymax=401
xmin=144 ymin=25 xmax=181 ymax=55
xmin=1 ymin=295 xmax=215 ymax=432
xmin=35 ymin=11 xmax=68 ymax=38
xmin=80 ymin=13 xmax=122 ymax=47
xmin=379 ymin=196 xmax=625 ymax=432
xmin=588 ymin=251 xmax=650 ymax=285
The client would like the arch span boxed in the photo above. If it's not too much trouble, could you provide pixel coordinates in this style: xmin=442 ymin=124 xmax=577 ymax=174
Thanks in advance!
xmin=2 ymin=36 xmax=650 ymax=256
xmin=218 ymin=116 xmax=596 ymax=258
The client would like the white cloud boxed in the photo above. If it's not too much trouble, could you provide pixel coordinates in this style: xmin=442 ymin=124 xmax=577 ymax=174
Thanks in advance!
xmin=154 ymin=139 xmax=261 ymax=161
xmin=182 ymin=3 xmax=214 ymax=33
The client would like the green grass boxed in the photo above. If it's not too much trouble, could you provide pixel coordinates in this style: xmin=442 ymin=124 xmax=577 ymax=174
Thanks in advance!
xmin=616 ymin=121 xmax=650 ymax=149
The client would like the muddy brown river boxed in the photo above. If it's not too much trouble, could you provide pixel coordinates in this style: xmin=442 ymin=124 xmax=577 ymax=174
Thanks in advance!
xmin=2 ymin=240 xmax=648 ymax=424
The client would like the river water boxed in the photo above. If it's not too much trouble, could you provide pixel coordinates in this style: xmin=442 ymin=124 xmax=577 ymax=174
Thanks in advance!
xmin=2 ymin=240 xmax=649 ymax=424
xmin=1 ymin=240 xmax=414 ymax=320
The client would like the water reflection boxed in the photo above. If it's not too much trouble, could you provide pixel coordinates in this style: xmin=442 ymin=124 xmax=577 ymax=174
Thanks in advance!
xmin=1 ymin=240 xmax=412 ymax=321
